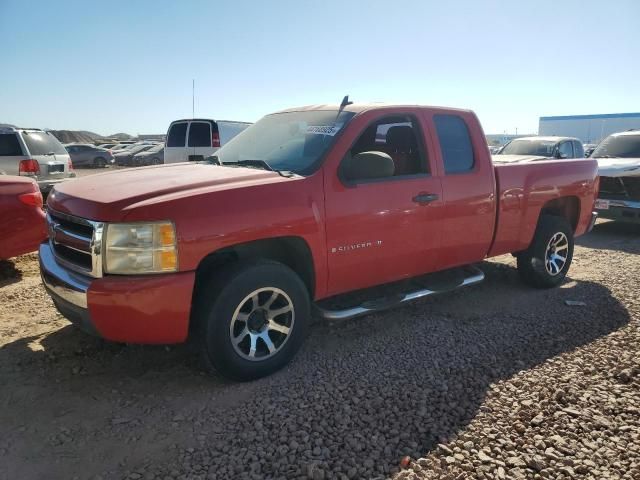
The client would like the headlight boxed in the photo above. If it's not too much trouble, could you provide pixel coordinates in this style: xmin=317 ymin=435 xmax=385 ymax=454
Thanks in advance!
xmin=104 ymin=222 xmax=177 ymax=274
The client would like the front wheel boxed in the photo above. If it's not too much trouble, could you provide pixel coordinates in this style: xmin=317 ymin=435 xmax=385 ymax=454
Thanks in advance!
xmin=517 ymin=215 xmax=574 ymax=288
xmin=194 ymin=260 xmax=310 ymax=381
xmin=94 ymin=157 xmax=107 ymax=168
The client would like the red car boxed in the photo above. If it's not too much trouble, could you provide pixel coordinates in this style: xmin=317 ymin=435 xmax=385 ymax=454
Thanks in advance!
xmin=39 ymin=101 xmax=599 ymax=380
xmin=0 ymin=176 xmax=47 ymax=260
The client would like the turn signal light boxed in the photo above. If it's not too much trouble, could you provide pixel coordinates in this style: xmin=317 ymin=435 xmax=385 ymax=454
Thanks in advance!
xmin=18 ymin=159 xmax=40 ymax=176
xmin=18 ymin=191 xmax=44 ymax=208
xmin=212 ymin=132 xmax=221 ymax=148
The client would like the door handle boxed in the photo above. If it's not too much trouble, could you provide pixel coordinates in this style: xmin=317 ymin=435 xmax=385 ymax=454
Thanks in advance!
xmin=412 ymin=193 xmax=439 ymax=205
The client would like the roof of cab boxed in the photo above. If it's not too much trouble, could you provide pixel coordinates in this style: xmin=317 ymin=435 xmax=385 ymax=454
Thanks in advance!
xmin=510 ymin=136 xmax=580 ymax=142
xmin=169 ymin=118 xmax=252 ymax=125
xmin=609 ymin=129 xmax=640 ymax=137
xmin=273 ymin=103 xmax=475 ymax=115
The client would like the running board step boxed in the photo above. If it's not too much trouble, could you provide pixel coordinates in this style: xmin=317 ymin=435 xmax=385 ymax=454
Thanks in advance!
xmin=315 ymin=265 xmax=485 ymax=321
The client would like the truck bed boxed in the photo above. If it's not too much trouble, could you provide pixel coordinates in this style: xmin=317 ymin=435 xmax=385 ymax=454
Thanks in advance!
xmin=488 ymin=159 xmax=599 ymax=257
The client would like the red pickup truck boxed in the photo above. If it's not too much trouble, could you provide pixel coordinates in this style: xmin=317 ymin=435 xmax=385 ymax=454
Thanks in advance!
xmin=40 ymin=102 xmax=598 ymax=380
xmin=1 ymin=176 xmax=47 ymax=260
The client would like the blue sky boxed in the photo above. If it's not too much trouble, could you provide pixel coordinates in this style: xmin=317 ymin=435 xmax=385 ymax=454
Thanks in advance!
xmin=1 ymin=0 xmax=638 ymax=136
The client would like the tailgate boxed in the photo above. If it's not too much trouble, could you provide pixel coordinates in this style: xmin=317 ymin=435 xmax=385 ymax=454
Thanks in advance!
xmin=33 ymin=153 xmax=72 ymax=180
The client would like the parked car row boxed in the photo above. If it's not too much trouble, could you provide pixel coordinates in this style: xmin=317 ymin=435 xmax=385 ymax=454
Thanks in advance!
xmin=590 ymin=130 xmax=640 ymax=223
xmin=65 ymin=144 xmax=114 ymax=168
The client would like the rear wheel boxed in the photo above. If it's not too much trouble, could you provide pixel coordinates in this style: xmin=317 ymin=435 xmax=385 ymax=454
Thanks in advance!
xmin=517 ymin=215 xmax=574 ymax=288
xmin=194 ymin=260 xmax=310 ymax=381
xmin=152 ymin=157 xmax=162 ymax=165
xmin=94 ymin=157 xmax=107 ymax=168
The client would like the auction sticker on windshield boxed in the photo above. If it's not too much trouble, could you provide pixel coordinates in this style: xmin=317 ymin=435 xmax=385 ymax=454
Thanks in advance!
xmin=306 ymin=124 xmax=343 ymax=136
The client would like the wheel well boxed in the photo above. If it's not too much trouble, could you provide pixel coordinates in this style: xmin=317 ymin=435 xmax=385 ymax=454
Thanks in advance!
xmin=194 ymin=237 xmax=316 ymax=297
xmin=540 ymin=196 xmax=580 ymax=231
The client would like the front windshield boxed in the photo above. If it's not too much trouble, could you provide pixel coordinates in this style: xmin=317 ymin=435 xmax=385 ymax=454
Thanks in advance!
xmin=591 ymin=135 xmax=640 ymax=158
xmin=215 ymin=110 xmax=355 ymax=174
xmin=499 ymin=139 xmax=556 ymax=156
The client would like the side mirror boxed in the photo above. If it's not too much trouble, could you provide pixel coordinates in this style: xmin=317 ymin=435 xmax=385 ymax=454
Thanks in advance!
xmin=342 ymin=151 xmax=395 ymax=182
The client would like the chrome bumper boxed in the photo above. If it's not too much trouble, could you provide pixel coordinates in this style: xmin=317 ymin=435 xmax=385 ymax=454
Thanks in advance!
xmin=39 ymin=242 xmax=91 ymax=308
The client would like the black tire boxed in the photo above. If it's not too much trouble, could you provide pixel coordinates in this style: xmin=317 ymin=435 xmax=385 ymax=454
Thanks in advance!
xmin=193 ymin=260 xmax=310 ymax=381
xmin=94 ymin=157 xmax=107 ymax=168
xmin=517 ymin=215 xmax=574 ymax=288
xmin=152 ymin=157 xmax=162 ymax=165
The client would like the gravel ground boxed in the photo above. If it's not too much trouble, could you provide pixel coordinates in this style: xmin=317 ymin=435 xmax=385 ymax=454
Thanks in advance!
xmin=0 ymin=220 xmax=638 ymax=480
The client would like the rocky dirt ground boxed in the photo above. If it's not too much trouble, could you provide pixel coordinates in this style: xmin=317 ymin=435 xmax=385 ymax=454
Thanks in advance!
xmin=0 ymin=220 xmax=638 ymax=480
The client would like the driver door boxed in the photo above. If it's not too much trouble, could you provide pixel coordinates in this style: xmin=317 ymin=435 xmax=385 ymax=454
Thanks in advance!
xmin=323 ymin=111 xmax=443 ymax=296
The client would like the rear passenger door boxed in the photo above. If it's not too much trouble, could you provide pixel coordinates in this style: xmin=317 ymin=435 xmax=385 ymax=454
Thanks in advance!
xmin=187 ymin=121 xmax=213 ymax=161
xmin=164 ymin=122 xmax=188 ymax=163
xmin=427 ymin=112 xmax=497 ymax=270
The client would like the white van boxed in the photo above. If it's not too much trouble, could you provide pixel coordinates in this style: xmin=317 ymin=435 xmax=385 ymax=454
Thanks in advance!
xmin=164 ymin=119 xmax=251 ymax=164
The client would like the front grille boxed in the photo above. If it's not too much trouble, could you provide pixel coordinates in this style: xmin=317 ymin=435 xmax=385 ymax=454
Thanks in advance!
xmin=47 ymin=210 xmax=103 ymax=277
xmin=599 ymin=176 xmax=640 ymax=201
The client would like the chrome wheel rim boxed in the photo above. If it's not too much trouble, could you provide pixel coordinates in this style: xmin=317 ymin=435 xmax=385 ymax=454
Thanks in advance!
xmin=545 ymin=232 xmax=569 ymax=276
xmin=229 ymin=287 xmax=294 ymax=362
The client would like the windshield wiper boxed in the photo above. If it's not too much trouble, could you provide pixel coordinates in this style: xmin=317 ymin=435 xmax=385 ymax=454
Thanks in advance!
xmin=220 ymin=159 xmax=296 ymax=177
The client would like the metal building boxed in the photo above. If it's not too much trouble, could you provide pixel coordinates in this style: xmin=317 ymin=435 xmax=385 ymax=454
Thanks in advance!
xmin=539 ymin=113 xmax=640 ymax=144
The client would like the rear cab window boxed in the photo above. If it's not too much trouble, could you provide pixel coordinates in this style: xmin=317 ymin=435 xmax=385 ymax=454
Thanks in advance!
xmin=573 ymin=141 xmax=584 ymax=157
xmin=0 ymin=133 xmax=23 ymax=156
xmin=167 ymin=122 xmax=188 ymax=147
xmin=434 ymin=115 xmax=475 ymax=174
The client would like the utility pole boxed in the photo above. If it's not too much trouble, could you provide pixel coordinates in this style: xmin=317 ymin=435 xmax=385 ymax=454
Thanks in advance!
xmin=192 ymin=79 xmax=195 ymax=118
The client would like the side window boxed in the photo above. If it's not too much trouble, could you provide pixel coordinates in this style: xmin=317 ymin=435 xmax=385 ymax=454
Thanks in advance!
xmin=573 ymin=141 xmax=584 ymax=158
xmin=558 ymin=141 xmax=573 ymax=159
xmin=343 ymin=115 xmax=427 ymax=182
xmin=0 ymin=134 xmax=23 ymax=156
xmin=434 ymin=115 xmax=475 ymax=174
xmin=188 ymin=122 xmax=211 ymax=147
xmin=66 ymin=146 xmax=77 ymax=153
xmin=167 ymin=122 xmax=188 ymax=147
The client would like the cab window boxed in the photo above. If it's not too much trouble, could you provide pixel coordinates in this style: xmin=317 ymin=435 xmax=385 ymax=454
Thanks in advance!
xmin=434 ymin=115 xmax=475 ymax=174
xmin=558 ymin=141 xmax=573 ymax=159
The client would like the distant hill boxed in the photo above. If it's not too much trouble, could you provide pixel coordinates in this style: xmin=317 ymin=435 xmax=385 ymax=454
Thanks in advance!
xmin=49 ymin=130 xmax=107 ymax=144
xmin=110 ymin=132 xmax=134 ymax=141
xmin=49 ymin=130 xmax=135 ymax=144
xmin=3 ymin=123 xmax=138 ymax=144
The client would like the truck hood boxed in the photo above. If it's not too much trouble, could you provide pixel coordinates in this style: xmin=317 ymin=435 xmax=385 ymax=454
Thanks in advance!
xmin=48 ymin=163 xmax=287 ymax=221
xmin=492 ymin=154 xmax=551 ymax=163
xmin=595 ymin=157 xmax=640 ymax=178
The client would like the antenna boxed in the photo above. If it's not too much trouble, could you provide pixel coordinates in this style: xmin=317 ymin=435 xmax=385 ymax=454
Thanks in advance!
xmin=335 ymin=95 xmax=353 ymax=121
xmin=340 ymin=95 xmax=353 ymax=109
xmin=192 ymin=79 xmax=195 ymax=118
